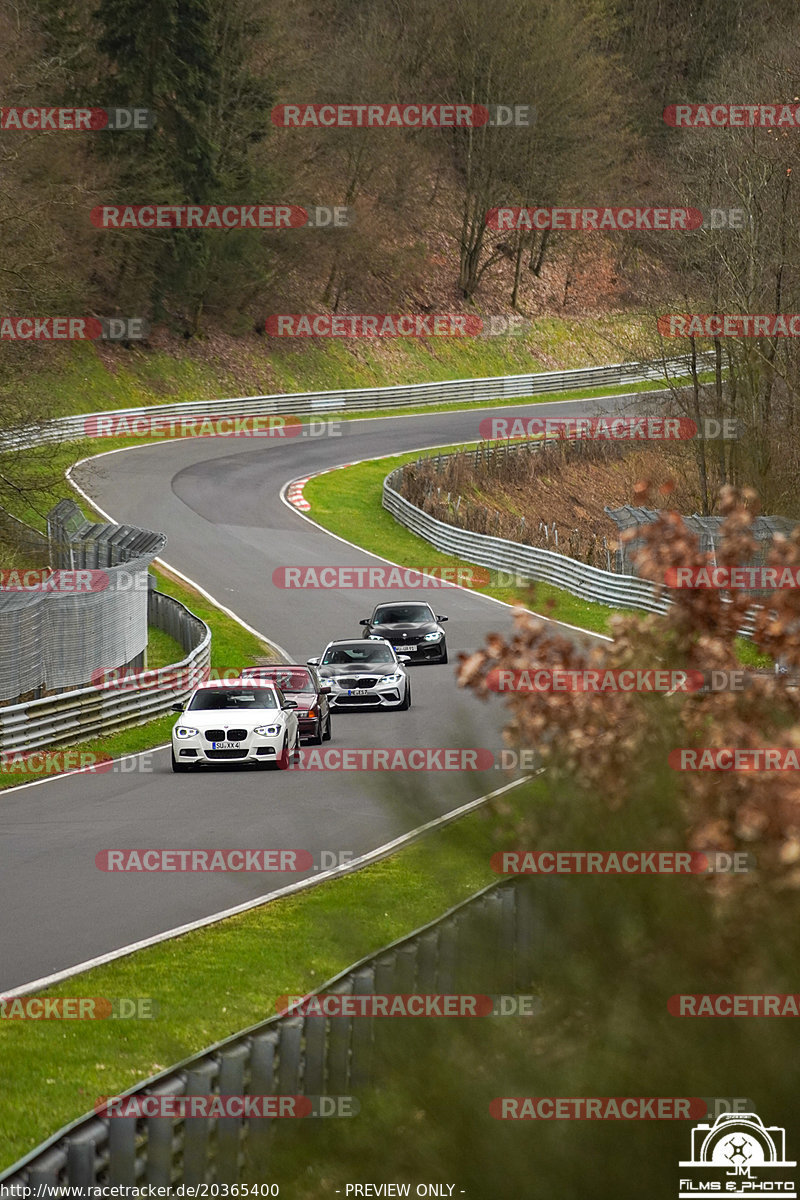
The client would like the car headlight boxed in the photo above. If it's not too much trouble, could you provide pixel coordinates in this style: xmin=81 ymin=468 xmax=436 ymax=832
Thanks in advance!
xmin=319 ymin=677 xmax=336 ymax=688
xmin=175 ymin=726 xmax=199 ymax=739
xmin=424 ymin=630 xmax=443 ymax=641
xmin=381 ymin=671 xmax=405 ymax=685
xmin=254 ymin=724 xmax=282 ymax=737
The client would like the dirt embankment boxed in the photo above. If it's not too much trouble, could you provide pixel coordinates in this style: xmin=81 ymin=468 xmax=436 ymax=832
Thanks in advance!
xmin=400 ymin=441 xmax=723 ymax=565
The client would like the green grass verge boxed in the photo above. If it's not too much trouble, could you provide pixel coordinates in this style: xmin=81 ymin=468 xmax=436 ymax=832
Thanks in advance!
xmin=304 ymin=450 xmax=617 ymax=637
xmin=0 ymin=774 xmax=523 ymax=1170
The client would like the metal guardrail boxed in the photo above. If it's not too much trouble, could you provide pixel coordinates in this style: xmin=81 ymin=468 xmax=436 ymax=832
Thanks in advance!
xmin=1 ymin=354 xmax=715 ymax=449
xmin=383 ymin=462 xmax=758 ymax=636
xmin=384 ymin=462 xmax=672 ymax=615
xmin=0 ymin=588 xmax=211 ymax=757
xmin=0 ymin=876 xmax=537 ymax=1189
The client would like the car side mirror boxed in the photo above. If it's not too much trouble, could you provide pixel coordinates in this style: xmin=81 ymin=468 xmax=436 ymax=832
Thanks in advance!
xmin=359 ymin=618 xmax=370 ymax=625
xmin=171 ymin=702 xmax=184 ymax=712
xmin=398 ymin=655 xmax=411 ymax=663
xmin=320 ymin=685 xmax=332 ymax=695
xmin=307 ymin=657 xmax=320 ymax=666
xmin=436 ymin=615 xmax=449 ymax=621
xmin=283 ymin=699 xmax=297 ymax=709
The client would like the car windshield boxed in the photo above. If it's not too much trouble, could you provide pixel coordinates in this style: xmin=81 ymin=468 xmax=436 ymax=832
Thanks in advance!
xmin=322 ymin=644 xmax=395 ymax=666
xmin=187 ymin=687 xmax=279 ymax=710
xmin=246 ymin=668 xmax=313 ymax=692
xmin=372 ymin=604 xmax=433 ymax=624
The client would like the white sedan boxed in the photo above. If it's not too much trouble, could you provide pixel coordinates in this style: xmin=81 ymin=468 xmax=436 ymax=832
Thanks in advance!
xmin=171 ymin=681 xmax=300 ymax=773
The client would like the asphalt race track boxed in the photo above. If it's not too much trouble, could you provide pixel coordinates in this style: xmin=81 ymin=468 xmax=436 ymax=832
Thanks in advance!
xmin=0 ymin=389 xmax=658 ymax=991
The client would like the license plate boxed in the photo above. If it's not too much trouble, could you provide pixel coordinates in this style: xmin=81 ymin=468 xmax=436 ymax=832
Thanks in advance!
xmin=396 ymin=644 xmax=417 ymax=652
xmin=212 ymin=740 xmax=242 ymax=750
xmin=348 ymin=689 xmax=370 ymax=696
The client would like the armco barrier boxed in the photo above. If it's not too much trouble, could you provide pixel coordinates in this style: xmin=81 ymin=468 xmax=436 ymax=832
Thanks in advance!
xmin=0 ymin=353 xmax=715 ymax=449
xmin=382 ymin=461 xmax=758 ymax=636
xmin=0 ymin=587 xmax=211 ymax=757
xmin=0 ymin=877 xmax=538 ymax=1190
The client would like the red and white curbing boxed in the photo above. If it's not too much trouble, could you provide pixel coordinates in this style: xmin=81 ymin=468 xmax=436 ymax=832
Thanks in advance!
xmin=285 ymin=463 xmax=360 ymax=512
xmin=286 ymin=477 xmax=311 ymax=510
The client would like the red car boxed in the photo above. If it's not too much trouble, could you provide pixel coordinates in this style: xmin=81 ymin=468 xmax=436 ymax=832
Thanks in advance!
xmin=241 ymin=664 xmax=332 ymax=744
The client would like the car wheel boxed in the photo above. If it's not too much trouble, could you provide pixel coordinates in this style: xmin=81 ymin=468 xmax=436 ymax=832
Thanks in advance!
xmin=276 ymin=737 xmax=291 ymax=770
xmin=322 ymin=713 xmax=332 ymax=741
xmin=399 ymin=682 xmax=411 ymax=710
xmin=309 ymin=718 xmax=323 ymax=745
xmin=171 ymin=749 xmax=191 ymax=773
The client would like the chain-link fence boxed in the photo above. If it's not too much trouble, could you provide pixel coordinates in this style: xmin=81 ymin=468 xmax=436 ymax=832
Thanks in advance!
xmin=0 ymin=501 xmax=166 ymax=703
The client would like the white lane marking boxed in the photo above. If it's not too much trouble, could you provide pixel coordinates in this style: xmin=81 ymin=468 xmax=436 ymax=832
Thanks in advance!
xmin=4 ymin=774 xmax=536 ymax=997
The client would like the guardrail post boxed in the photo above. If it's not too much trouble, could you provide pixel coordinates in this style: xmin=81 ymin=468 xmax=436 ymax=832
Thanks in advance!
xmin=26 ymin=1149 xmax=65 ymax=1191
xmin=216 ymin=1043 xmax=249 ymax=1182
xmin=303 ymin=1012 xmax=327 ymax=1096
xmin=246 ymin=1031 xmax=278 ymax=1169
xmin=182 ymin=1060 xmax=217 ymax=1187
xmin=277 ymin=1018 xmax=303 ymax=1096
xmin=145 ymin=1077 xmax=184 ymax=1186
xmin=350 ymin=966 xmax=376 ymax=1088
xmin=326 ymin=982 xmax=354 ymax=1093
xmin=107 ymin=1114 xmax=137 ymax=1186
xmin=65 ymin=1123 xmax=104 ymax=1186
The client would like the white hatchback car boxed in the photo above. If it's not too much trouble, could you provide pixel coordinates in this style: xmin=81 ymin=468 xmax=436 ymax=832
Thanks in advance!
xmin=171 ymin=681 xmax=300 ymax=772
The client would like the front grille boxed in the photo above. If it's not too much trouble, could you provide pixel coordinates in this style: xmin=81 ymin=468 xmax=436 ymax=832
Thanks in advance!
xmin=205 ymin=749 xmax=248 ymax=759
xmin=336 ymin=693 xmax=384 ymax=705
xmin=203 ymin=728 xmax=247 ymax=743
xmin=338 ymin=676 xmax=380 ymax=690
